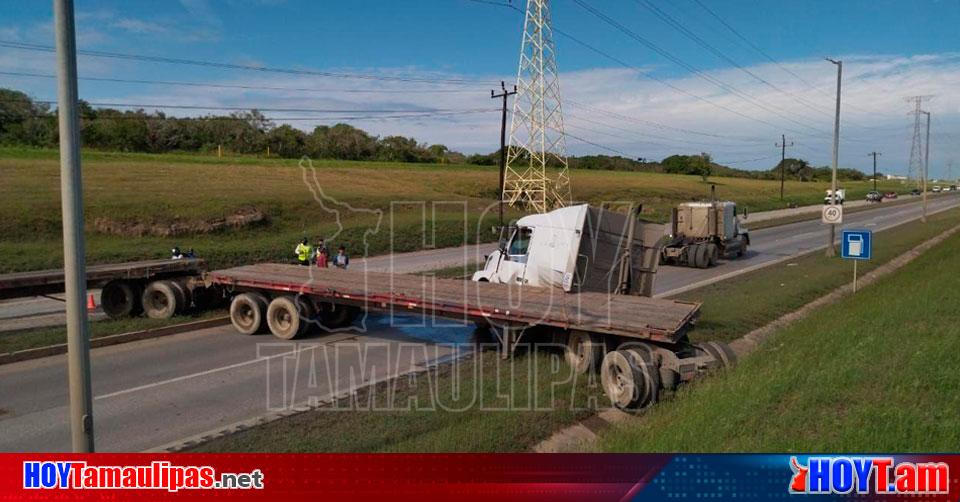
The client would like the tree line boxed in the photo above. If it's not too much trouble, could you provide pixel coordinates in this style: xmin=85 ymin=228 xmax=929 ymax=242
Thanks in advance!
xmin=0 ymin=87 xmax=872 ymax=180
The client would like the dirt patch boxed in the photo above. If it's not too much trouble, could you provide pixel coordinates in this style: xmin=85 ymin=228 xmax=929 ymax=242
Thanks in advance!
xmin=93 ymin=207 xmax=266 ymax=237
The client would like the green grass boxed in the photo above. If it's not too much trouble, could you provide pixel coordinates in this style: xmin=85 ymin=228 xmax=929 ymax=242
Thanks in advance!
xmin=680 ymin=207 xmax=960 ymax=344
xmin=191 ymin=349 xmax=605 ymax=452
xmin=0 ymin=309 xmax=226 ymax=354
xmin=601 ymin=225 xmax=960 ymax=452
xmin=0 ymin=147 xmax=909 ymax=273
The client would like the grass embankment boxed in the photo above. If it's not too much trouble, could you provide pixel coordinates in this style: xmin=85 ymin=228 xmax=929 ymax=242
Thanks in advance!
xmin=0 ymin=309 xmax=226 ymax=354
xmin=601 ymin=221 xmax=960 ymax=452
xmin=682 ymin=207 xmax=960 ymax=344
xmin=1 ymin=147 xmax=903 ymax=272
xmin=192 ymin=209 xmax=960 ymax=453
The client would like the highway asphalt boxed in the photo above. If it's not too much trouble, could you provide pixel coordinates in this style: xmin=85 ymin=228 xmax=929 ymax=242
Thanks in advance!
xmin=1 ymin=194 xmax=957 ymax=452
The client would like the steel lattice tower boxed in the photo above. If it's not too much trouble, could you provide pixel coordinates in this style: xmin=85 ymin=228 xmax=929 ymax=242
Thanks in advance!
xmin=907 ymin=96 xmax=930 ymax=187
xmin=503 ymin=0 xmax=571 ymax=213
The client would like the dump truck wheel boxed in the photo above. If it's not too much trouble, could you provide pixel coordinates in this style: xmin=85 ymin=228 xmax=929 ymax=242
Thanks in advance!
xmin=230 ymin=293 xmax=268 ymax=335
xmin=142 ymin=280 xmax=181 ymax=319
xmin=706 ymin=243 xmax=719 ymax=267
xmin=600 ymin=350 xmax=644 ymax=410
xmin=565 ymin=331 xmax=603 ymax=374
xmin=622 ymin=345 xmax=661 ymax=408
xmin=266 ymin=296 xmax=309 ymax=340
xmin=101 ymin=280 xmax=141 ymax=319
xmin=705 ymin=341 xmax=737 ymax=368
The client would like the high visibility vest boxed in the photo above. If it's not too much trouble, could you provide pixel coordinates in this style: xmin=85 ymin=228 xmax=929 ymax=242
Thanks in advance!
xmin=296 ymin=244 xmax=312 ymax=261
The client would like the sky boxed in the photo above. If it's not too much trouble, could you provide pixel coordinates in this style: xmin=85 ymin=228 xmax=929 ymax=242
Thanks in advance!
xmin=1 ymin=0 xmax=958 ymax=179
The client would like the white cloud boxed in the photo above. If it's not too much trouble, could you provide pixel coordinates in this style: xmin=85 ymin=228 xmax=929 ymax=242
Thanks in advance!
xmin=110 ymin=18 xmax=167 ymax=35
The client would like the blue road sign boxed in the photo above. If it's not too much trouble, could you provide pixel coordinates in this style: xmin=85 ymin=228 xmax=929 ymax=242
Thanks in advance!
xmin=841 ymin=229 xmax=872 ymax=260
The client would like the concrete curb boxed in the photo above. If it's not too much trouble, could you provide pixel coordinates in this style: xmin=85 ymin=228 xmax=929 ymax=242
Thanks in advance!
xmin=533 ymin=219 xmax=960 ymax=453
xmin=0 ymin=316 xmax=230 ymax=366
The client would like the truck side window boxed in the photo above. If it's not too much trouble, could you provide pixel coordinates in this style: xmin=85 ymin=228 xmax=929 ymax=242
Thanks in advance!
xmin=509 ymin=227 xmax=532 ymax=256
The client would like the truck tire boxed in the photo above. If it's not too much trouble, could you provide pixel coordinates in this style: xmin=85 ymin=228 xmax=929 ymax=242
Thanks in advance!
xmin=230 ymin=293 xmax=268 ymax=335
xmin=266 ymin=296 xmax=310 ymax=340
xmin=704 ymin=341 xmax=737 ymax=368
xmin=693 ymin=342 xmax=725 ymax=370
xmin=319 ymin=302 xmax=358 ymax=329
xmin=694 ymin=244 xmax=710 ymax=269
xmin=600 ymin=350 xmax=645 ymax=410
xmin=621 ymin=344 xmax=661 ymax=408
xmin=565 ymin=331 xmax=603 ymax=374
xmin=141 ymin=280 xmax=182 ymax=319
xmin=706 ymin=243 xmax=719 ymax=267
xmin=169 ymin=280 xmax=191 ymax=313
xmin=100 ymin=280 xmax=141 ymax=319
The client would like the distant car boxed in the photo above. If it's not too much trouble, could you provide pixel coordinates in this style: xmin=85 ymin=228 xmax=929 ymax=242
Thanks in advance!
xmin=865 ymin=191 xmax=882 ymax=202
xmin=910 ymin=188 xmax=922 ymax=196
xmin=932 ymin=186 xmax=942 ymax=193
xmin=883 ymin=191 xmax=898 ymax=199
xmin=950 ymin=185 xmax=958 ymax=192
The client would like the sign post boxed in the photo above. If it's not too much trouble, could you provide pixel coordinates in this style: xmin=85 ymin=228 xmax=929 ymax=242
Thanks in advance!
xmin=841 ymin=229 xmax=872 ymax=293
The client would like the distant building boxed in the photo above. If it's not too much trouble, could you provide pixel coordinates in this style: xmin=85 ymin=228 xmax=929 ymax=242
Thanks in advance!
xmin=885 ymin=174 xmax=908 ymax=181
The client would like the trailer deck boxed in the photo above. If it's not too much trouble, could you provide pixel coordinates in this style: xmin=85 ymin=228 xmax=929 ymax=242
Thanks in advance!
xmin=207 ymin=263 xmax=700 ymax=343
xmin=0 ymin=258 xmax=205 ymax=300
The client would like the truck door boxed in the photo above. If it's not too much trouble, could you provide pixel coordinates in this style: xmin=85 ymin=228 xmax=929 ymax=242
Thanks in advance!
xmin=503 ymin=226 xmax=533 ymax=285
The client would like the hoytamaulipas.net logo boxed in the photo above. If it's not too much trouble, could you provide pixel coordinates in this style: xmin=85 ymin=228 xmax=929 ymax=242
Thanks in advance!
xmin=23 ymin=460 xmax=264 ymax=492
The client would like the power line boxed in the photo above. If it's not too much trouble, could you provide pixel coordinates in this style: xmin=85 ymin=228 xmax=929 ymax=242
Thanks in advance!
xmin=0 ymin=70 xmax=478 ymax=94
xmin=18 ymin=98 xmax=491 ymax=115
xmin=0 ymin=40 xmax=496 ymax=85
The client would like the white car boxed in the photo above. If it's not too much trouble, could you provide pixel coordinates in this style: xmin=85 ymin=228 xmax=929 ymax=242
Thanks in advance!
xmin=932 ymin=186 xmax=942 ymax=193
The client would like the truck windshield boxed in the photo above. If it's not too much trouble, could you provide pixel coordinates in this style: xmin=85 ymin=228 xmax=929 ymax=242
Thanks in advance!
xmin=509 ymin=227 xmax=532 ymax=256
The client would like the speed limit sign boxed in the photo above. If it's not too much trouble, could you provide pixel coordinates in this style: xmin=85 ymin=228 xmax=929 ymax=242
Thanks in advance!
xmin=822 ymin=204 xmax=843 ymax=224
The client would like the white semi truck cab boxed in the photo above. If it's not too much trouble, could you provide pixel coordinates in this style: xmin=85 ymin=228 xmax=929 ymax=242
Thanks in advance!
xmin=472 ymin=204 xmax=665 ymax=297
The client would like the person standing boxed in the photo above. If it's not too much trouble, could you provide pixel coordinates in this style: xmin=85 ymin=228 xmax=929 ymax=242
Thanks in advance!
xmin=294 ymin=237 xmax=312 ymax=266
xmin=316 ymin=246 xmax=329 ymax=268
xmin=332 ymin=246 xmax=349 ymax=269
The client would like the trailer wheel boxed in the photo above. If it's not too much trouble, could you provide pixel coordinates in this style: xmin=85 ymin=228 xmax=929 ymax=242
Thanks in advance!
xmin=694 ymin=342 xmax=725 ymax=370
xmin=230 ymin=293 xmax=268 ymax=335
xmin=706 ymin=243 xmax=719 ymax=267
xmin=704 ymin=341 xmax=737 ymax=368
xmin=600 ymin=350 xmax=644 ymax=410
xmin=266 ymin=296 xmax=312 ymax=340
xmin=621 ymin=345 xmax=661 ymax=408
xmin=141 ymin=280 xmax=182 ymax=319
xmin=565 ymin=331 xmax=603 ymax=374
xmin=100 ymin=280 xmax=141 ymax=319
xmin=169 ymin=280 xmax=191 ymax=313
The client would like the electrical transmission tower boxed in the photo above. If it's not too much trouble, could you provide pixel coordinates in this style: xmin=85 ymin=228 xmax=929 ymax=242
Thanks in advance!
xmin=906 ymin=96 xmax=932 ymax=188
xmin=503 ymin=0 xmax=571 ymax=213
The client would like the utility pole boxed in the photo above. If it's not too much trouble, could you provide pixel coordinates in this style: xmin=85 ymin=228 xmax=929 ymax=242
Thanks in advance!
xmin=826 ymin=58 xmax=842 ymax=257
xmin=54 ymin=0 xmax=94 ymax=452
xmin=776 ymin=134 xmax=793 ymax=201
xmin=867 ymin=152 xmax=881 ymax=192
xmin=491 ymin=81 xmax=516 ymax=228
xmin=921 ymin=110 xmax=931 ymax=223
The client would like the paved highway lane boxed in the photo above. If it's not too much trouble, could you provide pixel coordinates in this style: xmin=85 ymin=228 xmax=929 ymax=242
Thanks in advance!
xmin=0 ymin=316 xmax=475 ymax=451
xmin=0 ymin=194 xmax=957 ymax=452
xmin=654 ymin=194 xmax=960 ymax=296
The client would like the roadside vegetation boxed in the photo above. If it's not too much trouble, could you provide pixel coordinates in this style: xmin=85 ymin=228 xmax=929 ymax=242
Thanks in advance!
xmin=601 ymin=225 xmax=960 ymax=452
xmin=0 ymin=147 xmax=905 ymax=273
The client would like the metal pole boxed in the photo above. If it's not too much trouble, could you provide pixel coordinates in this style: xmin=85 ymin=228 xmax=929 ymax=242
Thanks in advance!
xmin=492 ymin=81 xmax=516 ymax=229
xmin=54 ymin=0 xmax=94 ymax=452
xmin=922 ymin=110 xmax=930 ymax=223
xmin=826 ymin=58 xmax=842 ymax=257
xmin=853 ymin=260 xmax=857 ymax=293
xmin=780 ymin=134 xmax=786 ymax=201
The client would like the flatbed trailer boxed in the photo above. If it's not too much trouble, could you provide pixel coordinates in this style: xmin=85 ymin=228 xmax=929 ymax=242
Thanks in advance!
xmin=208 ymin=263 xmax=735 ymax=410
xmin=0 ymin=258 xmax=215 ymax=319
